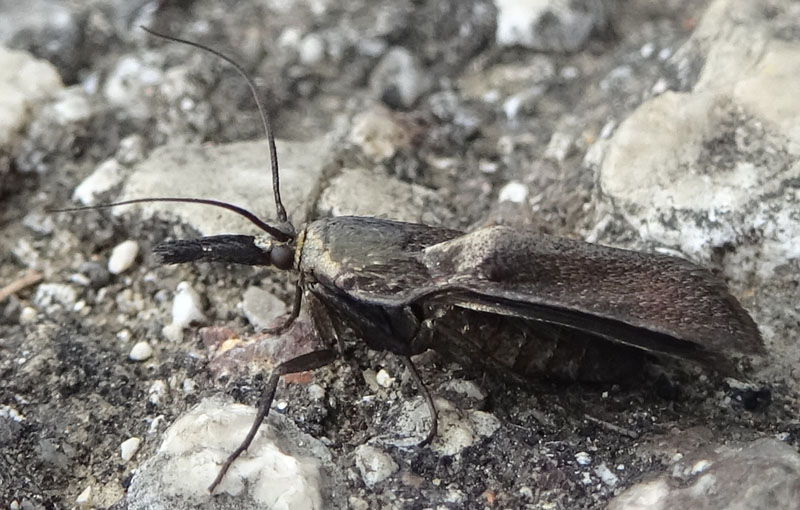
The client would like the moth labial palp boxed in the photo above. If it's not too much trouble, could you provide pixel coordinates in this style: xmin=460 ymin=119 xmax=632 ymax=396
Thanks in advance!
xmin=51 ymin=25 xmax=766 ymax=497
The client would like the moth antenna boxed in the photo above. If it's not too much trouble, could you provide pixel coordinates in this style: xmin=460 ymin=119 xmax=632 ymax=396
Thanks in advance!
xmin=48 ymin=197 xmax=293 ymax=242
xmin=140 ymin=25 xmax=289 ymax=225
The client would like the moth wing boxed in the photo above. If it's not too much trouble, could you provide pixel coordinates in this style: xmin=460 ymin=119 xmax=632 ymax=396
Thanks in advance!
xmin=418 ymin=226 xmax=763 ymax=361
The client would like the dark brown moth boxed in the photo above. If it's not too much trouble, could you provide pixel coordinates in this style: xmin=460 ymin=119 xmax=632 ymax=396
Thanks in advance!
xmin=60 ymin=27 xmax=764 ymax=494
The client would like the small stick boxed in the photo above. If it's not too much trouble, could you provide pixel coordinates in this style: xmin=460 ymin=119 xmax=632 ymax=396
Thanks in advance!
xmin=583 ymin=413 xmax=639 ymax=439
xmin=0 ymin=270 xmax=43 ymax=302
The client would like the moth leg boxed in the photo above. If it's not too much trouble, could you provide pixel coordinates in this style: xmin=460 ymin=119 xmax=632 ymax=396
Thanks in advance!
xmin=208 ymin=348 xmax=337 ymax=494
xmin=399 ymin=355 xmax=438 ymax=447
xmin=261 ymin=279 xmax=304 ymax=335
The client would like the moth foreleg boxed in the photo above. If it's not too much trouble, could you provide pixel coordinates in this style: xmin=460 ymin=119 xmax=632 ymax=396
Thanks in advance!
xmin=261 ymin=279 xmax=304 ymax=335
xmin=208 ymin=349 xmax=337 ymax=494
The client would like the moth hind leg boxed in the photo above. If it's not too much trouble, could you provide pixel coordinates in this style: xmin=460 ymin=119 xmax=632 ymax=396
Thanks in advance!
xmin=399 ymin=354 xmax=438 ymax=447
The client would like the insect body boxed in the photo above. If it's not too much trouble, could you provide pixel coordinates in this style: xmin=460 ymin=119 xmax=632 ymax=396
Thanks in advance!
xmin=62 ymin=27 xmax=764 ymax=494
xmin=296 ymin=216 xmax=763 ymax=376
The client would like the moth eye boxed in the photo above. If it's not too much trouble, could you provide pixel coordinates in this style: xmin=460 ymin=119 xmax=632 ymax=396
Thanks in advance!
xmin=271 ymin=245 xmax=294 ymax=270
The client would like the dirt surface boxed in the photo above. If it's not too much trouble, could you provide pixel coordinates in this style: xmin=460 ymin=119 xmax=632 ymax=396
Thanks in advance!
xmin=1 ymin=1 xmax=797 ymax=509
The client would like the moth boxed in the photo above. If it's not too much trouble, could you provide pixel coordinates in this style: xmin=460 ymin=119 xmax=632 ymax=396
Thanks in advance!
xmin=62 ymin=27 xmax=764 ymax=494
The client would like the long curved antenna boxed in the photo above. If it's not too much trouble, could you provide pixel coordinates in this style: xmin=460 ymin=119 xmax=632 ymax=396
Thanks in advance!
xmin=49 ymin=197 xmax=293 ymax=242
xmin=140 ymin=25 xmax=288 ymax=224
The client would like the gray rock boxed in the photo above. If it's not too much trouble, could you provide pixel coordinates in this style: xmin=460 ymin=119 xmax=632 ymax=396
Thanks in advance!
xmin=102 ymin=55 xmax=163 ymax=119
xmin=73 ymin=159 xmax=125 ymax=206
xmin=317 ymin=167 xmax=449 ymax=225
xmin=369 ymin=47 xmax=432 ymax=109
xmin=349 ymin=106 xmax=414 ymax=161
xmin=15 ymin=86 xmax=97 ymax=175
xmin=381 ymin=397 xmax=500 ymax=456
xmin=600 ymin=0 xmax=800 ymax=277
xmin=0 ymin=45 xmax=63 ymax=168
xmin=608 ymin=439 xmax=800 ymax=510
xmin=118 ymin=138 xmax=331 ymax=235
xmin=0 ymin=0 xmax=81 ymax=81
xmin=354 ymin=445 xmax=399 ymax=487
xmin=33 ymin=283 xmax=77 ymax=310
xmin=494 ymin=0 xmax=608 ymax=52
xmin=126 ymin=398 xmax=336 ymax=510
xmin=241 ymin=286 xmax=288 ymax=330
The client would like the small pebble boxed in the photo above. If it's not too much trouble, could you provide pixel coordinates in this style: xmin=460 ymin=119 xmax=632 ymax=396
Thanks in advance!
xmin=498 ymin=181 xmax=528 ymax=203
xmin=241 ymin=286 xmax=286 ymax=331
xmin=129 ymin=341 xmax=153 ymax=361
xmin=108 ymin=240 xmax=139 ymax=275
xmin=354 ymin=444 xmax=399 ymax=487
xmin=307 ymin=383 xmax=326 ymax=400
xmin=34 ymin=283 xmax=77 ymax=309
xmin=376 ymin=368 xmax=395 ymax=388
xmin=691 ymin=459 xmax=712 ymax=475
xmin=75 ymin=486 xmax=92 ymax=506
xmin=163 ymin=281 xmax=205 ymax=342
xmin=120 ymin=437 xmax=141 ymax=462
xmin=369 ymin=47 xmax=431 ymax=108
xmin=19 ymin=306 xmax=37 ymax=324
xmin=544 ymin=132 xmax=574 ymax=162
xmin=73 ymin=159 xmax=124 ymax=205
xmin=182 ymin=378 xmax=196 ymax=394
xmin=149 ymin=380 xmax=168 ymax=405
xmin=68 ymin=273 xmax=92 ymax=286
xmin=595 ymin=462 xmax=619 ymax=487
xmin=299 ymin=33 xmax=325 ymax=65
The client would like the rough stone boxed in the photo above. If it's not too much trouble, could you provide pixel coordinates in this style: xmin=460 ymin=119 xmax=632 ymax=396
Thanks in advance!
xmin=317 ymin=167 xmax=449 ymax=224
xmin=125 ymin=398 xmax=334 ymax=510
xmin=494 ymin=0 xmax=608 ymax=52
xmin=608 ymin=439 xmax=800 ymax=510
xmin=119 ymin=139 xmax=331 ymax=235
xmin=0 ymin=45 xmax=63 ymax=156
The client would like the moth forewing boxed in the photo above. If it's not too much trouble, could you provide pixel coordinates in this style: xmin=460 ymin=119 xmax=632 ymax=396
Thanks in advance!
xmin=418 ymin=226 xmax=763 ymax=363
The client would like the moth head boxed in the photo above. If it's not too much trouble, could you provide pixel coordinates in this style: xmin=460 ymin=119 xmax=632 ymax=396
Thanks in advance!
xmin=254 ymin=235 xmax=295 ymax=270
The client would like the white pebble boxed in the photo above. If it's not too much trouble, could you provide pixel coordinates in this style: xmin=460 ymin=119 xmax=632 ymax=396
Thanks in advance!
xmin=299 ymin=33 xmax=326 ymax=65
xmin=120 ymin=437 xmax=141 ymax=462
xmin=575 ymin=451 xmax=592 ymax=465
xmin=182 ymin=378 xmax=196 ymax=394
xmin=544 ymin=132 xmax=574 ymax=162
xmin=498 ymin=181 xmax=528 ymax=203
xmin=354 ymin=445 xmax=399 ymax=487
xmin=691 ymin=459 xmax=712 ymax=475
xmin=19 ymin=306 xmax=37 ymax=324
xmin=75 ymin=486 xmax=92 ymax=506
xmin=307 ymin=383 xmax=326 ymax=401
xmin=149 ymin=380 xmax=168 ymax=405
xmin=129 ymin=341 xmax=153 ymax=361
xmin=34 ymin=283 xmax=77 ymax=309
xmin=163 ymin=281 xmax=205 ymax=342
xmin=376 ymin=368 xmax=395 ymax=388
xmin=594 ymin=462 xmax=618 ymax=487
xmin=108 ymin=240 xmax=139 ymax=274
xmin=0 ymin=405 xmax=26 ymax=422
